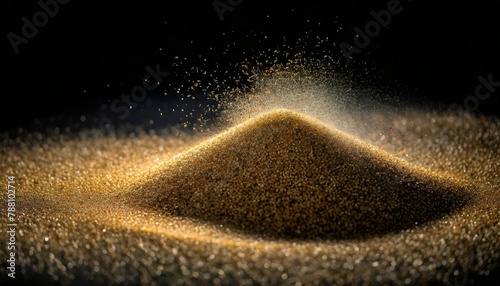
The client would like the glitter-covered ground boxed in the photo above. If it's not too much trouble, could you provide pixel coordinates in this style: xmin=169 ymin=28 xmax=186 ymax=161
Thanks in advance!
xmin=1 ymin=101 xmax=499 ymax=285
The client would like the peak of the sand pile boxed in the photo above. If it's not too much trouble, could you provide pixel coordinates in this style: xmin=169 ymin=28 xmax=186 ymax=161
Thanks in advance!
xmin=131 ymin=109 xmax=473 ymax=240
xmin=253 ymin=108 xmax=308 ymax=120
xmin=235 ymin=109 xmax=321 ymax=129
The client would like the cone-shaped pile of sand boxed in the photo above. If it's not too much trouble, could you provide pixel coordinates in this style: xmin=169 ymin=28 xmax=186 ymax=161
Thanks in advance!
xmin=130 ymin=109 xmax=472 ymax=240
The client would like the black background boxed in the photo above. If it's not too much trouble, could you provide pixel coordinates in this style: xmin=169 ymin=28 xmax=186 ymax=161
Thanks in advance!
xmin=1 ymin=0 xmax=499 ymax=133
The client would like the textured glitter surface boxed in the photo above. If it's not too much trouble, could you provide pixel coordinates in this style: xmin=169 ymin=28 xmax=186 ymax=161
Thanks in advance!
xmin=1 ymin=108 xmax=499 ymax=285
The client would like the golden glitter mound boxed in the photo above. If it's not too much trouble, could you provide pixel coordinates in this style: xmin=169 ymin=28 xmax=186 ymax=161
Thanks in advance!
xmin=130 ymin=109 xmax=472 ymax=240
